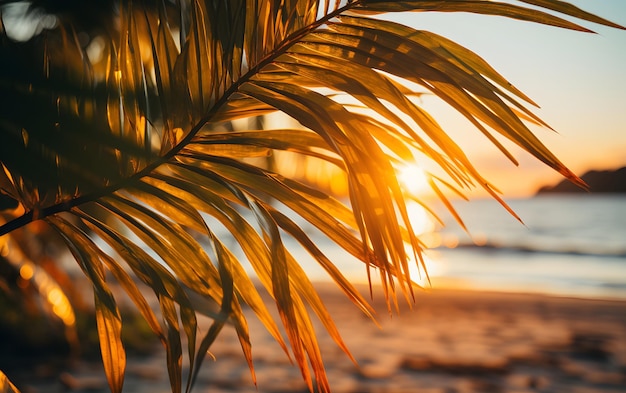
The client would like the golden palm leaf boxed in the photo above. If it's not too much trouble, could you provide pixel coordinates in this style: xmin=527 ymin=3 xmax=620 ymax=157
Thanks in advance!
xmin=0 ymin=1 xmax=623 ymax=392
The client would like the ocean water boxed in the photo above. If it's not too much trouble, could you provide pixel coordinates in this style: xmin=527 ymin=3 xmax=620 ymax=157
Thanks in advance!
xmin=89 ymin=194 xmax=626 ymax=300
xmin=425 ymin=195 xmax=626 ymax=299
xmin=285 ymin=195 xmax=626 ymax=300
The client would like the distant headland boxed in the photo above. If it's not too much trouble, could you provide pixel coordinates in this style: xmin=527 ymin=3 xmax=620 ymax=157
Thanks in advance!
xmin=537 ymin=166 xmax=626 ymax=194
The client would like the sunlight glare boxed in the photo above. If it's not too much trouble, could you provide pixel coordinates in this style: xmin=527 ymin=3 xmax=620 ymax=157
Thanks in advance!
xmin=407 ymin=252 xmax=445 ymax=288
xmin=406 ymin=202 xmax=435 ymax=236
xmin=398 ymin=164 xmax=429 ymax=196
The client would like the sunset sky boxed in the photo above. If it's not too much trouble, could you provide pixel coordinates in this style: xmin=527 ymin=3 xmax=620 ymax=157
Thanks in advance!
xmin=392 ymin=0 xmax=626 ymax=197
xmin=4 ymin=1 xmax=621 ymax=198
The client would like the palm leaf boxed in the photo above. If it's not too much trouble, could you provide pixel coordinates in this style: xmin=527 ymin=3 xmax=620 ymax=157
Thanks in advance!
xmin=0 ymin=370 xmax=20 ymax=393
xmin=0 ymin=1 xmax=623 ymax=392
xmin=47 ymin=216 xmax=127 ymax=393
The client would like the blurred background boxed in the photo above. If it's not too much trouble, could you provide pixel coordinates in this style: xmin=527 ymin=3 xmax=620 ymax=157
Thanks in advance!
xmin=1 ymin=1 xmax=625 ymax=392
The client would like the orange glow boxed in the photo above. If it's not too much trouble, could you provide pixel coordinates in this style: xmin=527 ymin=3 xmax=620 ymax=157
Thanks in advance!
xmin=443 ymin=235 xmax=459 ymax=249
xmin=274 ymin=151 xmax=349 ymax=197
xmin=473 ymin=232 xmax=488 ymax=247
xmin=44 ymin=284 xmax=76 ymax=326
xmin=47 ymin=288 xmax=64 ymax=305
xmin=19 ymin=264 xmax=34 ymax=280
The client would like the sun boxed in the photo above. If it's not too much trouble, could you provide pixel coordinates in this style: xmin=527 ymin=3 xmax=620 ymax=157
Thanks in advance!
xmin=397 ymin=164 xmax=430 ymax=196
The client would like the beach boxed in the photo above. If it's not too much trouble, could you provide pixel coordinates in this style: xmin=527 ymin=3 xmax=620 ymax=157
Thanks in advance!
xmin=3 ymin=196 xmax=625 ymax=392
xmin=7 ymin=283 xmax=626 ymax=393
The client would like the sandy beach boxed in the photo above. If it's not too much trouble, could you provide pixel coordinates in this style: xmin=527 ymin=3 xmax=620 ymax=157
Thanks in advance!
xmin=5 ymin=283 xmax=626 ymax=393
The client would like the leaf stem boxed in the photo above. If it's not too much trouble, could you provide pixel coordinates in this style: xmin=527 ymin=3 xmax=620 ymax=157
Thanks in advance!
xmin=0 ymin=2 xmax=356 ymax=237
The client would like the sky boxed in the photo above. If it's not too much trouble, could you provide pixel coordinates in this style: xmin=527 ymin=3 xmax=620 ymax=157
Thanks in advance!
xmin=390 ymin=0 xmax=626 ymax=197
xmin=2 ymin=1 xmax=623 ymax=198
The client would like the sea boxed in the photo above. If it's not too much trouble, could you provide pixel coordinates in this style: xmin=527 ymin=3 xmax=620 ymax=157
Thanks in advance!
xmin=282 ymin=194 xmax=626 ymax=300
xmin=422 ymin=194 xmax=626 ymax=300
xmin=88 ymin=194 xmax=626 ymax=301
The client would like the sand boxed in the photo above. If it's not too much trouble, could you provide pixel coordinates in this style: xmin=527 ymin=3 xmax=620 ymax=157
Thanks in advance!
xmin=7 ymin=284 xmax=626 ymax=393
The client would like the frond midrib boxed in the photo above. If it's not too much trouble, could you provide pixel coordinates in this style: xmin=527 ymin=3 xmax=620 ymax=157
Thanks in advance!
xmin=0 ymin=1 xmax=359 ymax=237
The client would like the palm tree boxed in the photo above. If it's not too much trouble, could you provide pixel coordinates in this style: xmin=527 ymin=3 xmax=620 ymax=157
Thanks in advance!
xmin=0 ymin=1 xmax=622 ymax=392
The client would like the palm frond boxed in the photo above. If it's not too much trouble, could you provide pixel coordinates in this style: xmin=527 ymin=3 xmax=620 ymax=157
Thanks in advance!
xmin=0 ymin=370 xmax=20 ymax=393
xmin=0 ymin=1 xmax=623 ymax=392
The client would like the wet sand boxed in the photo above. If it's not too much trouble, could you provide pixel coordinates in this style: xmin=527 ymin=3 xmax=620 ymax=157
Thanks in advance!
xmin=8 ymin=284 xmax=626 ymax=393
